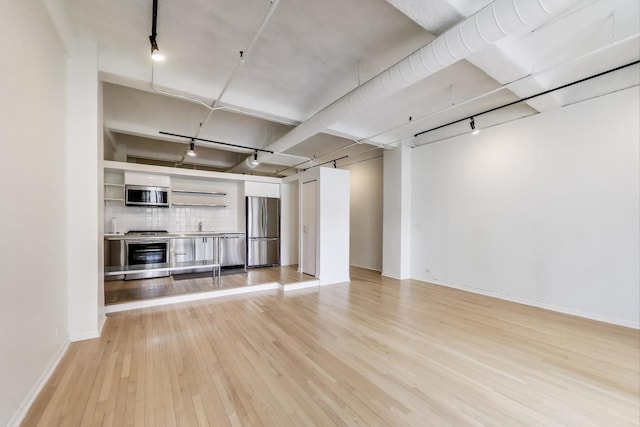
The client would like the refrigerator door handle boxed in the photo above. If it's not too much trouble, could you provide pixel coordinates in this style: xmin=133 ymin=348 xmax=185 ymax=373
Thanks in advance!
xmin=262 ymin=198 xmax=267 ymax=236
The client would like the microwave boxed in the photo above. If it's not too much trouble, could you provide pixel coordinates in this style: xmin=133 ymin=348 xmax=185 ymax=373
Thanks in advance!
xmin=125 ymin=185 xmax=169 ymax=207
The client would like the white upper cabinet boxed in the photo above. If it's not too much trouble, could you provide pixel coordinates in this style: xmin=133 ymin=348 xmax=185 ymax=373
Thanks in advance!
xmin=124 ymin=172 xmax=170 ymax=187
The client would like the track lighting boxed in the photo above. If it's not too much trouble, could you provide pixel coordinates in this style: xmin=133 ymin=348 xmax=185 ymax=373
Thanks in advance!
xmin=470 ymin=117 xmax=479 ymax=135
xmin=187 ymin=140 xmax=196 ymax=157
xmin=250 ymin=150 xmax=260 ymax=166
xmin=159 ymin=131 xmax=275 ymax=155
xmin=301 ymin=156 xmax=348 ymax=171
xmin=149 ymin=0 xmax=165 ymax=61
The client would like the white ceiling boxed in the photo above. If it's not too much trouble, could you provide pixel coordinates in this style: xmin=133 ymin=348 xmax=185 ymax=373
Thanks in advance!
xmin=64 ymin=0 xmax=639 ymax=175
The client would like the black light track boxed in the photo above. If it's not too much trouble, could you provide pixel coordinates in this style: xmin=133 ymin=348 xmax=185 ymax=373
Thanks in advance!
xmin=302 ymin=156 xmax=348 ymax=171
xmin=414 ymin=60 xmax=640 ymax=138
xmin=159 ymin=131 xmax=274 ymax=154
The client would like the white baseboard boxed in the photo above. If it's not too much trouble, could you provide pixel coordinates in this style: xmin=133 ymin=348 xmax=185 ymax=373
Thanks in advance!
xmin=98 ymin=314 xmax=106 ymax=336
xmin=381 ymin=271 xmax=411 ymax=280
xmin=350 ymin=263 xmax=382 ymax=272
xmin=420 ymin=277 xmax=640 ymax=330
xmin=69 ymin=329 xmax=102 ymax=342
xmin=319 ymin=276 xmax=350 ymax=286
xmin=280 ymin=280 xmax=319 ymax=291
xmin=7 ymin=340 xmax=70 ymax=427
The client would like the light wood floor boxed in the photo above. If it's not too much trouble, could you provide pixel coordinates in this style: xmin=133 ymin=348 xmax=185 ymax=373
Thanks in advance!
xmin=105 ymin=265 xmax=312 ymax=305
xmin=24 ymin=267 xmax=639 ymax=426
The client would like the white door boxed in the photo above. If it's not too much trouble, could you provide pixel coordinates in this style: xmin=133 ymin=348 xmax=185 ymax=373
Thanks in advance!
xmin=302 ymin=180 xmax=318 ymax=276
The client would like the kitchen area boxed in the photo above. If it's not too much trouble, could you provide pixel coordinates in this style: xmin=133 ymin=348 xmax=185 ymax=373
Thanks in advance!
xmin=103 ymin=164 xmax=287 ymax=308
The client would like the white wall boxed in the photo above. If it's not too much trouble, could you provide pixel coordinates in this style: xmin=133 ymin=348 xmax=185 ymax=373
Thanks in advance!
xmin=98 ymin=78 xmax=105 ymax=325
xmin=0 ymin=1 xmax=69 ymax=425
xmin=343 ymin=157 xmax=383 ymax=271
xmin=410 ymin=87 xmax=640 ymax=328
xmin=66 ymin=40 xmax=104 ymax=341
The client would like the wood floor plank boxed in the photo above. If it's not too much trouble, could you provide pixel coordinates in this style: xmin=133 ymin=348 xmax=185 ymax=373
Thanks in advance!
xmin=22 ymin=266 xmax=640 ymax=426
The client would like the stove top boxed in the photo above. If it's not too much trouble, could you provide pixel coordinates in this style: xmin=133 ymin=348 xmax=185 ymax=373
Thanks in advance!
xmin=125 ymin=230 xmax=169 ymax=236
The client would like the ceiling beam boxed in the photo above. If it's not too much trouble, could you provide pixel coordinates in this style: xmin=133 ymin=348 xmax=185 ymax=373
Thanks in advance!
xmin=226 ymin=0 xmax=579 ymax=173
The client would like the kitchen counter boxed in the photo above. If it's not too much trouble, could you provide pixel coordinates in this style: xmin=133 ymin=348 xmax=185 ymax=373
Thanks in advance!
xmin=104 ymin=231 xmax=244 ymax=240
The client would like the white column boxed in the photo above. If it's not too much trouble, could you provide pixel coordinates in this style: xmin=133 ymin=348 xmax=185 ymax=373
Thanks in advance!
xmin=66 ymin=40 xmax=104 ymax=341
xmin=382 ymin=144 xmax=411 ymax=279
xmin=280 ymin=178 xmax=299 ymax=266
xmin=318 ymin=167 xmax=350 ymax=285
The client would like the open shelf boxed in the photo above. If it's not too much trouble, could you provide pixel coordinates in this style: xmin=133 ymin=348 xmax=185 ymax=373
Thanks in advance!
xmin=172 ymin=202 xmax=227 ymax=208
xmin=104 ymin=172 xmax=125 ymax=204
xmin=172 ymin=189 xmax=227 ymax=196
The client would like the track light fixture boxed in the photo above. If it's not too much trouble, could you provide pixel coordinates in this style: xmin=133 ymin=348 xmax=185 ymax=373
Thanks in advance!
xmin=302 ymin=156 xmax=348 ymax=171
xmin=187 ymin=140 xmax=196 ymax=157
xmin=159 ymin=131 xmax=275 ymax=155
xmin=470 ymin=117 xmax=479 ymax=135
xmin=413 ymin=61 xmax=640 ymax=141
xmin=151 ymin=44 xmax=165 ymax=61
xmin=149 ymin=0 xmax=165 ymax=61
xmin=250 ymin=150 xmax=260 ymax=166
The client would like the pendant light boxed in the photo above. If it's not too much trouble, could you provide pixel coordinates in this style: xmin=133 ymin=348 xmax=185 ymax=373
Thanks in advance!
xmin=149 ymin=0 xmax=165 ymax=61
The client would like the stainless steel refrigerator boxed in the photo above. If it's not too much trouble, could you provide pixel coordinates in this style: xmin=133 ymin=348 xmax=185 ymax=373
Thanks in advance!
xmin=246 ymin=196 xmax=280 ymax=267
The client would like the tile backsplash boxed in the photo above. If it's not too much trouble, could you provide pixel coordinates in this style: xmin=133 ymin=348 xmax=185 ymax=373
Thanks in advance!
xmin=104 ymin=204 xmax=240 ymax=233
xmin=104 ymin=176 xmax=243 ymax=233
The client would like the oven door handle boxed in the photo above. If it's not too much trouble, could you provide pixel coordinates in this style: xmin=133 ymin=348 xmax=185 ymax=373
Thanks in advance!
xmin=126 ymin=240 xmax=167 ymax=245
xmin=133 ymin=248 xmax=166 ymax=253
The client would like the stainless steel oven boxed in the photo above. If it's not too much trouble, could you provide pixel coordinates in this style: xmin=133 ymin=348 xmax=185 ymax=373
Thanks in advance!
xmin=126 ymin=241 xmax=168 ymax=265
xmin=124 ymin=230 xmax=170 ymax=279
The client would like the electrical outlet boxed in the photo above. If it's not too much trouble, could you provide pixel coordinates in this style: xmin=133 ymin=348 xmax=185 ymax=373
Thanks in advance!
xmin=424 ymin=268 xmax=430 ymax=274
